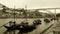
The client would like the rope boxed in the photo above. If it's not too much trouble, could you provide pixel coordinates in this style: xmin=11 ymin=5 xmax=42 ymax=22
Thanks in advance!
xmin=40 ymin=24 xmax=53 ymax=34
xmin=0 ymin=23 xmax=9 ymax=28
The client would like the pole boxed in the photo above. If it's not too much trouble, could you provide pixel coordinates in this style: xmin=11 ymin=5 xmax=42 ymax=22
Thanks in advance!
xmin=25 ymin=5 xmax=28 ymax=21
xmin=54 ymin=9 xmax=57 ymax=21
xmin=55 ymin=9 xmax=58 ymax=21
xmin=55 ymin=9 xmax=56 ymax=18
xmin=13 ymin=5 xmax=15 ymax=34
xmin=14 ymin=5 xmax=15 ymax=22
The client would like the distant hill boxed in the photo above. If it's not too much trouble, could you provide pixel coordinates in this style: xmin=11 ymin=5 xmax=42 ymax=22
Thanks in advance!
xmin=0 ymin=3 xmax=55 ymax=18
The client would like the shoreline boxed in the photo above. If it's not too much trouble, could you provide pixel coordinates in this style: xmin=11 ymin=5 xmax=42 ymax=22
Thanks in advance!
xmin=0 ymin=17 xmax=51 ymax=19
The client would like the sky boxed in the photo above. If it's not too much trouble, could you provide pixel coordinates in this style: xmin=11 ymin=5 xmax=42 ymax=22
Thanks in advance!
xmin=0 ymin=0 xmax=60 ymax=13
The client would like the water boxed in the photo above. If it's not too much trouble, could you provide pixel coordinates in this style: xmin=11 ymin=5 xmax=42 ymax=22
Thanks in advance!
xmin=0 ymin=18 xmax=54 ymax=34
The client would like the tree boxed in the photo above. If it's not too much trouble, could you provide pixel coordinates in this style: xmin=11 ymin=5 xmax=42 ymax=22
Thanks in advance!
xmin=56 ymin=13 xmax=60 ymax=17
xmin=2 ymin=6 xmax=6 ymax=13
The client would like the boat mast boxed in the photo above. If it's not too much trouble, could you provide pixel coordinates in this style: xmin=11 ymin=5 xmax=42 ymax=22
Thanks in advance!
xmin=13 ymin=5 xmax=15 ymax=22
xmin=25 ymin=5 xmax=28 ymax=21
xmin=13 ymin=5 xmax=16 ymax=34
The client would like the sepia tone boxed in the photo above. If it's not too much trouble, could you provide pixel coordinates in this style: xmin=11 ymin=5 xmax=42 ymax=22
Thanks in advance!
xmin=0 ymin=0 xmax=60 ymax=34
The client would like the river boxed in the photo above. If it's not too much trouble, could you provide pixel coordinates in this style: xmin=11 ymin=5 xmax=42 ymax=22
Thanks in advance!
xmin=0 ymin=18 xmax=54 ymax=34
